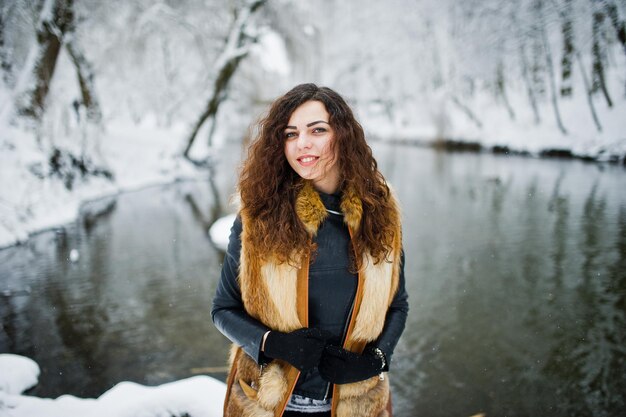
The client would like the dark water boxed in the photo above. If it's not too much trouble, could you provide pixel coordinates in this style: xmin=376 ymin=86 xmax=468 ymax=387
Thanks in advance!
xmin=1 ymin=145 xmax=625 ymax=417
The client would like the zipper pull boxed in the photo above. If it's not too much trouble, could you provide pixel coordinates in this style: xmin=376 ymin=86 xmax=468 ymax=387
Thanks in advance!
xmin=323 ymin=382 xmax=331 ymax=400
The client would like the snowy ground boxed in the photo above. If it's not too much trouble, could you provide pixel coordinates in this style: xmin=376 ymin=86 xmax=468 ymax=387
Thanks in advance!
xmin=0 ymin=354 xmax=226 ymax=417
xmin=0 ymin=120 xmax=211 ymax=249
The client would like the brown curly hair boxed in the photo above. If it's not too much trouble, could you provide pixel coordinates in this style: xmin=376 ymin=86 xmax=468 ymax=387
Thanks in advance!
xmin=239 ymin=83 xmax=399 ymax=268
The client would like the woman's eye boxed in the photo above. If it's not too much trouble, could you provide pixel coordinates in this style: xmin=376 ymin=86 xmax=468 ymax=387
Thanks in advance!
xmin=312 ymin=127 xmax=327 ymax=133
xmin=285 ymin=132 xmax=297 ymax=139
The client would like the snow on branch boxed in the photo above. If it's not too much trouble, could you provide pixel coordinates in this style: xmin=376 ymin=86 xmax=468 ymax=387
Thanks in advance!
xmin=182 ymin=0 xmax=267 ymax=159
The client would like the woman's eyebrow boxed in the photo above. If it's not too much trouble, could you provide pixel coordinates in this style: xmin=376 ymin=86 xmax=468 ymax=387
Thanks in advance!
xmin=285 ymin=120 xmax=329 ymax=130
xmin=307 ymin=120 xmax=329 ymax=127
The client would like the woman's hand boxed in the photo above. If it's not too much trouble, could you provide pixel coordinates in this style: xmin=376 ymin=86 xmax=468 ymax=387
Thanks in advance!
xmin=263 ymin=328 xmax=332 ymax=372
xmin=318 ymin=345 xmax=385 ymax=384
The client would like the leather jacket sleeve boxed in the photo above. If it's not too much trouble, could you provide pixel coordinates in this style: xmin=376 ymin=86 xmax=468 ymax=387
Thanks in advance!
xmin=371 ymin=249 xmax=409 ymax=371
xmin=211 ymin=215 xmax=410 ymax=369
xmin=211 ymin=215 xmax=270 ymax=364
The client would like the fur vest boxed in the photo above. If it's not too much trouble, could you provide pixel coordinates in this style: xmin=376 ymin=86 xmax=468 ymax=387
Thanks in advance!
xmin=223 ymin=181 xmax=403 ymax=417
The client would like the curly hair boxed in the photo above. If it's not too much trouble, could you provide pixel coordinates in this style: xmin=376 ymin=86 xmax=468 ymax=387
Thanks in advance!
xmin=239 ymin=83 xmax=398 ymax=268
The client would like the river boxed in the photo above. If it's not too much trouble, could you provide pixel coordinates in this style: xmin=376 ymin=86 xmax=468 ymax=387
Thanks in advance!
xmin=1 ymin=144 xmax=625 ymax=416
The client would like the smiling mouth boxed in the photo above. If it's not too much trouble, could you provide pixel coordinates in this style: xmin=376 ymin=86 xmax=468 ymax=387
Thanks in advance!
xmin=297 ymin=156 xmax=319 ymax=166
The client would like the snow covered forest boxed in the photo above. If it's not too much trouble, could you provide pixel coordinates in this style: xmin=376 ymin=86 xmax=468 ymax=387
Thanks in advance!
xmin=1 ymin=2 xmax=626 ymax=416
xmin=1 ymin=0 xmax=625 ymax=243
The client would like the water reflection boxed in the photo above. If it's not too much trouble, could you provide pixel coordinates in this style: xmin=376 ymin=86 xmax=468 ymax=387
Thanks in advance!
xmin=0 ymin=177 xmax=234 ymax=398
xmin=0 ymin=145 xmax=625 ymax=417
xmin=373 ymin=147 xmax=626 ymax=417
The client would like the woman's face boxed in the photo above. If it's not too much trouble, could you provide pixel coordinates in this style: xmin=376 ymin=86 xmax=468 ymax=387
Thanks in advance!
xmin=284 ymin=100 xmax=340 ymax=194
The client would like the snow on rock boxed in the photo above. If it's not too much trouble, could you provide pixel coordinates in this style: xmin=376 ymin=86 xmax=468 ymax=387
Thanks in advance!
xmin=209 ymin=213 xmax=237 ymax=252
xmin=0 ymin=354 xmax=40 ymax=395
xmin=0 ymin=355 xmax=226 ymax=417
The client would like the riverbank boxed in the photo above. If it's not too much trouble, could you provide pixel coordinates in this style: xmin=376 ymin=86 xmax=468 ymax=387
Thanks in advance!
xmin=1 ymin=121 xmax=211 ymax=249
xmin=363 ymin=86 xmax=626 ymax=165
xmin=0 ymin=354 xmax=226 ymax=417
xmin=2 ymin=89 xmax=625 ymax=250
xmin=370 ymin=137 xmax=626 ymax=165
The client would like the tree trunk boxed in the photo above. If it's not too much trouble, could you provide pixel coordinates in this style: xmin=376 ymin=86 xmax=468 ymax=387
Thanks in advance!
xmin=604 ymin=0 xmax=626 ymax=96
xmin=604 ymin=0 xmax=626 ymax=58
xmin=11 ymin=0 xmax=110 ymax=187
xmin=576 ymin=51 xmax=603 ymax=132
xmin=450 ymin=95 xmax=483 ymax=129
xmin=65 ymin=38 xmax=102 ymax=123
xmin=183 ymin=0 xmax=266 ymax=159
xmin=520 ymin=43 xmax=541 ymax=124
xmin=0 ymin=4 xmax=14 ymax=87
xmin=591 ymin=0 xmax=613 ymax=107
xmin=15 ymin=0 xmax=75 ymax=121
xmin=540 ymin=11 xmax=568 ymax=135
xmin=560 ymin=0 xmax=574 ymax=97
xmin=496 ymin=61 xmax=516 ymax=120
xmin=530 ymin=0 xmax=546 ymax=99
xmin=183 ymin=54 xmax=246 ymax=158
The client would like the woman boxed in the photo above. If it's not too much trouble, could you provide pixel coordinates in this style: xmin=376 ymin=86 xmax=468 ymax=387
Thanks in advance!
xmin=212 ymin=83 xmax=408 ymax=417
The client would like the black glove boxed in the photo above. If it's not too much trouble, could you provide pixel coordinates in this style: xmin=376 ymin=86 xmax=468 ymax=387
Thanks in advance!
xmin=318 ymin=345 xmax=385 ymax=384
xmin=263 ymin=328 xmax=332 ymax=372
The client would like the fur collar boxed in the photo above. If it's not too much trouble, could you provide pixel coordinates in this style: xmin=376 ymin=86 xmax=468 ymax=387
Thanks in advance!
xmin=295 ymin=181 xmax=363 ymax=235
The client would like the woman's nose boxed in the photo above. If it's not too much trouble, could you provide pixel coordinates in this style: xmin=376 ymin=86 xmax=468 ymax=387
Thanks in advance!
xmin=296 ymin=132 xmax=312 ymax=149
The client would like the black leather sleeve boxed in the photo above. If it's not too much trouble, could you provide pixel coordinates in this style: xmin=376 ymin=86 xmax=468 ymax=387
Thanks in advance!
xmin=372 ymin=249 xmax=409 ymax=371
xmin=211 ymin=215 xmax=270 ymax=364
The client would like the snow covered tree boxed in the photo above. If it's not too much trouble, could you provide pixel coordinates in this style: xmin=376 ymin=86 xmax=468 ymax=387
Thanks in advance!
xmin=560 ymin=0 xmax=575 ymax=97
xmin=7 ymin=0 xmax=100 ymax=125
xmin=0 ymin=3 xmax=15 ymax=88
xmin=183 ymin=0 xmax=266 ymax=160
xmin=604 ymin=0 xmax=626 ymax=58
xmin=591 ymin=0 xmax=613 ymax=107
xmin=3 ymin=0 xmax=108 ymax=189
xmin=15 ymin=0 xmax=73 ymax=120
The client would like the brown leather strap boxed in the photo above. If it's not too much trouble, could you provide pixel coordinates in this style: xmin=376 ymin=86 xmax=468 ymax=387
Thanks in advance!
xmin=275 ymin=365 xmax=301 ymax=417
xmin=330 ymin=384 xmax=339 ymax=417
xmin=296 ymin=250 xmax=310 ymax=326
xmin=223 ymin=347 xmax=242 ymax=416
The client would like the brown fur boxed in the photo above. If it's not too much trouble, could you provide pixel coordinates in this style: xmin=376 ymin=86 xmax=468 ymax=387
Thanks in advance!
xmin=224 ymin=184 xmax=402 ymax=417
xmin=336 ymin=375 xmax=380 ymax=399
xmin=340 ymin=186 xmax=364 ymax=233
xmin=295 ymin=182 xmax=328 ymax=235
xmin=336 ymin=377 xmax=389 ymax=417
xmin=258 ymin=363 xmax=290 ymax=409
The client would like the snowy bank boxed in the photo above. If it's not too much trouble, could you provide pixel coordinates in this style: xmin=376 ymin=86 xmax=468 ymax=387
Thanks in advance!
xmin=208 ymin=213 xmax=237 ymax=252
xmin=0 ymin=355 xmax=39 ymax=395
xmin=363 ymin=86 xmax=626 ymax=163
xmin=1 ymin=121 xmax=211 ymax=249
xmin=0 ymin=354 xmax=226 ymax=417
